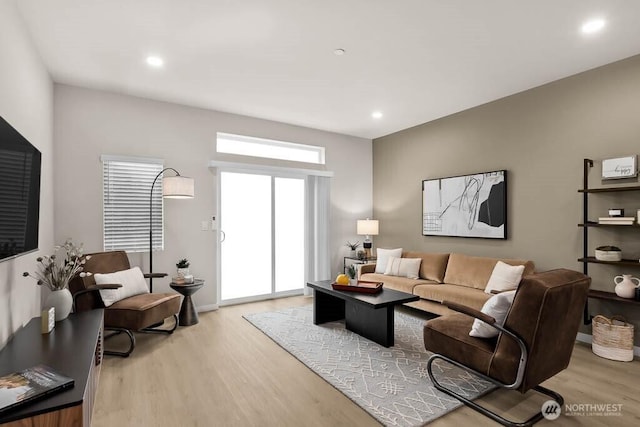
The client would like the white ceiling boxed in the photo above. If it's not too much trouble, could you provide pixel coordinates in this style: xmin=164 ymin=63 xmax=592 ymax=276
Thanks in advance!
xmin=15 ymin=0 xmax=640 ymax=139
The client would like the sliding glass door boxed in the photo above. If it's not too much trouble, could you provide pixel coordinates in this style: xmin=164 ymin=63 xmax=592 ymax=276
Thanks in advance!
xmin=220 ymin=171 xmax=305 ymax=303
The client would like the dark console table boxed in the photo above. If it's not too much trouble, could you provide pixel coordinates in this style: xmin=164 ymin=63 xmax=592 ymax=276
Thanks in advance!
xmin=0 ymin=310 xmax=104 ymax=426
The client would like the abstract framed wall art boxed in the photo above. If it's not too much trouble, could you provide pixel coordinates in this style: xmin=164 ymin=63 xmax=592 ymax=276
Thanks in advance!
xmin=422 ymin=170 xmax=507 ymax=239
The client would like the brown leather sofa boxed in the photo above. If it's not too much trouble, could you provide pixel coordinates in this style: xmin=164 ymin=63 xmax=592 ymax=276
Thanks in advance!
xmin=359 ymin=252 xmax=535 ymax=315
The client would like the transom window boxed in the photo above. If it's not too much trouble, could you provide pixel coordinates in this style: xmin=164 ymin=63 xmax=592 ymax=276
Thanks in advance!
xmin=216 ymin=132 xmax=325 ymax=165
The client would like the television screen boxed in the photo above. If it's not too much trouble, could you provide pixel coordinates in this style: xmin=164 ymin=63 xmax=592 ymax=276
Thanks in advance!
xmin=0 ymin=117 xmax=41 ymax=261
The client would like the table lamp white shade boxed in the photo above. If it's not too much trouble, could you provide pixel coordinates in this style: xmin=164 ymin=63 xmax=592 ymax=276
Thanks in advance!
xmin=163 ymin=176 xmax=195 ymax=199
xmin=357 ymin=219 xmax=379 ymax=236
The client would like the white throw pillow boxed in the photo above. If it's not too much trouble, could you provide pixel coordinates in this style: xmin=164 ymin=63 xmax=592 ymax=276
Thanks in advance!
xmin=94 ymin=266 xmax=150 ymax=307
xmin=375 ymin=248 xmax=403 ymax=274
xmin=469 ymin=290 xmax=516 ymax=338
xmin=484 ymin=261 xmax=525 ymax=294
xmin=384 ymin=257 xmax=421 ymax=279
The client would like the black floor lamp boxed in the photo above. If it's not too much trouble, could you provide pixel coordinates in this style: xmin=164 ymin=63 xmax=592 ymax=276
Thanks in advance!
xmin=149 ymin=167 xmax=194 ymax=292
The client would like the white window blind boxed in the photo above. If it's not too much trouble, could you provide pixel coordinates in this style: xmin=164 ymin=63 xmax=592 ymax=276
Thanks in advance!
xmin=101 ymin=155 xmax=164 ymax=252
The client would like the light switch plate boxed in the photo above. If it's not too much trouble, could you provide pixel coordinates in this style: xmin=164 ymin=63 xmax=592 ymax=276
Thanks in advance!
xmin=201 ymin=220 xmax=209 ymax=231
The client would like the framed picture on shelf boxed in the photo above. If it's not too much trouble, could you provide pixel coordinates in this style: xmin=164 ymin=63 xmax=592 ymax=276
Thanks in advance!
xmin=602 ymin=155 xmax=637 ymax=180
xmin=422 ymin=170 xmax=507 ymax=239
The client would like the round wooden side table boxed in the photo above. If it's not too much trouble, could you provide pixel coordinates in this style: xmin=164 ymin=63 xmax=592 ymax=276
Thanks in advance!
xmin=170 ymin=279 xmax=204 ymax=326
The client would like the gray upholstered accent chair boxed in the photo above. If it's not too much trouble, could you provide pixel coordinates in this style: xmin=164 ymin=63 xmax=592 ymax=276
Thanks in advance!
xmin=423 ymin=269 xmax=590 ymax=427
xmin=69 ymin=251 xmax=181 ymax=357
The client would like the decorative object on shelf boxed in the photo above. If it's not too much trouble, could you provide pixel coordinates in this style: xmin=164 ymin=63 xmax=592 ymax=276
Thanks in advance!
xmin=149 ymin=167 xmax=194 ymax=292
xmin=357 ymin=250 xmax=366 ymax=260
xmin=608 ymin=208 xmax=625 ymax=217
xmin=357 ymin=218 xmax=379 ymax=258
xmin=637 ymin=209 xmax=640 ymax=224
xmin=602 ymin=155 xmax=637 ymax=180
xmin=594 ymin=245 xmax=622 ymax=262
xmin=592 ymin=315 xmax=634 ymax=362
xmin=614 ymin=274 xmax=640 ymax=298
xmin=345 ymin=241 xmax=361 ymax=257
xmin=422 ymin=170 xmax=506 ymax=239
xmin=23 ymin=239 xmax=92 ymax=321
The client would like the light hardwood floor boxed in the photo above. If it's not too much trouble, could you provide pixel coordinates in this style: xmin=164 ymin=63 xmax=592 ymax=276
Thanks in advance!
xmin=93 ymin=296 xmax=640 ymax=426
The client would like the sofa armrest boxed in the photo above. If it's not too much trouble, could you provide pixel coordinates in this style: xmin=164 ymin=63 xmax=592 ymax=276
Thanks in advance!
xmin=441 ymin=300 xmax=496 ymax=325
xmin=358 ymin=263 xmax=376 ymax=277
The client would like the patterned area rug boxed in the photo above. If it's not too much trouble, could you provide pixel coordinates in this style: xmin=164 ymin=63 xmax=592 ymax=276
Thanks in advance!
xmin=244 ymin=305 xmax=495 ymax=426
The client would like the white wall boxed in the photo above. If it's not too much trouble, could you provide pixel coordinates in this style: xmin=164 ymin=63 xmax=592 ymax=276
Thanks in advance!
xmin=0 ymin=0 xmax=54 ymax=348
xmin=54 ymin=84 xmax=372 ymax=309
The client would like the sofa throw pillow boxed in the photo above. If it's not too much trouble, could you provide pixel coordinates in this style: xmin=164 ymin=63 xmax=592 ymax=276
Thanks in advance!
xmin=375 ymin=248 xmax=403 ymax=274
xmin=484 ymin=261 xmax=526 ymax=294
xmin=95 ymin=266 xmax=150 ymax=307
xmin=469 ymin=290 xmax=517 ymax=338
xmin=384 ymin=257 xmax=421 ymax=279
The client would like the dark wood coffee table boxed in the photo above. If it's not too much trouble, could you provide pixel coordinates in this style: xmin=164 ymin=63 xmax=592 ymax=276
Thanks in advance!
xmin=306 ymin=280 xmax=419 ymax=347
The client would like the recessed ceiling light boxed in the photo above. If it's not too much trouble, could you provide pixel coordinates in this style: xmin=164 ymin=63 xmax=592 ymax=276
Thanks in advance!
xmin=334 ymin=48 xmax=345 ymax=56
xmin=146 ymin=56 xmax=164 ymax=68
xmin=372 ymin=111 xmax=383 ymax=119
xmin=581 ymin=18 xmax=606 ymax=34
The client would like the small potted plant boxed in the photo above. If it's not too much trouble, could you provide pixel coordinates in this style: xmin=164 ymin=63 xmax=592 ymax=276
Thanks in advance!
xmin=345 ymin=241 xmax=361 ymax=257
xmin=346 ymin=264 xmax=357 ymax=285
xmin=176 ymin=258 xmax=191 ymax=279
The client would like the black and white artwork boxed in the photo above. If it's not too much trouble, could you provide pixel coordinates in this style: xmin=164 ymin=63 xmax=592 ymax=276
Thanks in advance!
xmin=422 ymin=170 xmax=506 ymax=239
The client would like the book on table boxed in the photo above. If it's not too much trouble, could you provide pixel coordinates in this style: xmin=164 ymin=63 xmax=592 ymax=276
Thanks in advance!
xmin=0 ymin=365 xmax=74 ymax=415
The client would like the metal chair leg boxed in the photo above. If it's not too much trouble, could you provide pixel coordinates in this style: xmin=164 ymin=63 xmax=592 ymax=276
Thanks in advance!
xmin=104 ymin=327 xmax=135 ymax=357
xmin=141 ymin=314 xmax=178 ymax=334
xmin=427 ymin=354 xmax=564 ymax=427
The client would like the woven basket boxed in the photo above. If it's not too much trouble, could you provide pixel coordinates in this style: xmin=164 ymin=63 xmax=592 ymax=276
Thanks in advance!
xmin=592 ymin=315 xmax=635 ymax=362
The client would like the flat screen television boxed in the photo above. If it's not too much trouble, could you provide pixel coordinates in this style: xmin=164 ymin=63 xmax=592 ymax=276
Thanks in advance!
xmin=0 ymin=116 xmax=41 ymax=261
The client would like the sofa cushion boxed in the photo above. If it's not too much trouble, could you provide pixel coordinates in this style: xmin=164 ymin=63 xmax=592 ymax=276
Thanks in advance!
xmin=360 ymin=272 xmax=434 ymax=294
xmin=413 ymin=284 xmax=491 ymax=311
xmin=403 ymin=251 xmax=449 ymax=283
xmin=424 ymin=313 xmax=496 ymax=375
xmin=484 ymin=261 xmax=525 ymax=294
xmin=105 ymin=292 xmax=181 ymax=330
xmin=375 ymin=248 xmax=403 ymax=273
xmin=384 ymin=257 xmax=421 ymax=279
xmin=443 ymin=253 xmax=534 ymax=290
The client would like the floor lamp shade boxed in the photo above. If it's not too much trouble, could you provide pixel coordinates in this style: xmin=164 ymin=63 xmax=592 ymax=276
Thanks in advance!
xmin=163 ymin=176 xmax=195 ymax=198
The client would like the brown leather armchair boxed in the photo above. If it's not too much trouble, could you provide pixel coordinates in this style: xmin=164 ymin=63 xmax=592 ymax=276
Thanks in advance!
xmin=69 ymin=251 xmax=181 ymax=357
xmin=423 ymin=269 xmax=590 ymax=427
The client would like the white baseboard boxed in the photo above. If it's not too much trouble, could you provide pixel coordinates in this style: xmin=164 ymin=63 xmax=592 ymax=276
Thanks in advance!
xmin=576 ymin=332 xmax=640 ymax=357
xmin=196 ymin=304 xmax=218 ymax=313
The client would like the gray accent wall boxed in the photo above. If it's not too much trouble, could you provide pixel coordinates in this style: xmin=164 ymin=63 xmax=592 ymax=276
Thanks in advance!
xmin=373 ymin=54 xmax=640 ymax=343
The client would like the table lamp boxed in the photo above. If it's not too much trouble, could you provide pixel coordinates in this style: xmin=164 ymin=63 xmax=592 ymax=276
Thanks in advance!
xmin=357 ymin=218 xmax=379 ymax=258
